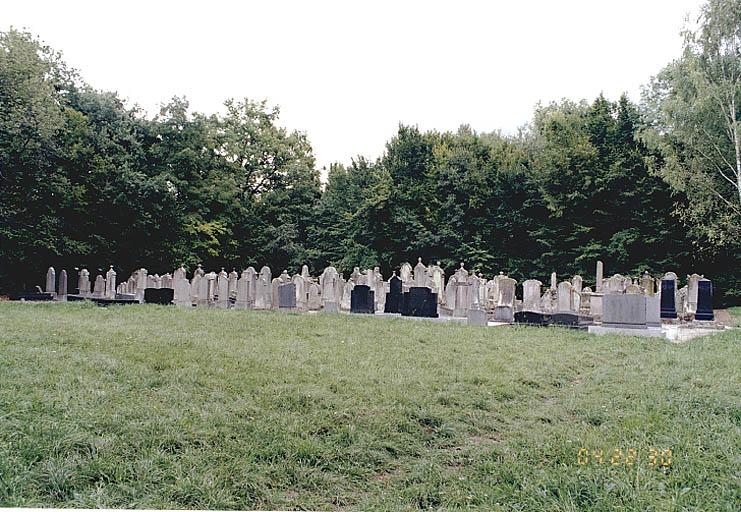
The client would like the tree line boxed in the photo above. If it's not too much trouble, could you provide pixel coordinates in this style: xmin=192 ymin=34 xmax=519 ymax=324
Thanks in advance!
xmin=1 ymin=0 xmax=739 ymax=304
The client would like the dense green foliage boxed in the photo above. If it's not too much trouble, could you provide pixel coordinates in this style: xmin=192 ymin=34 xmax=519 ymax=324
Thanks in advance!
xmin=643 ymin=0 xmax=741 ymax=246
xmin=1 ymin=1 xmax=739 ymax=303
xmin=0 ymin=303 xmax=739 ymax=510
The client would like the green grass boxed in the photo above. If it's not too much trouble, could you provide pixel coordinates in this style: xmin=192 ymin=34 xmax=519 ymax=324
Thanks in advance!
xmin=729 ymin=306 xmax=741 ymax=318
xmin=0 ymin=302 xmax=739 ymax=510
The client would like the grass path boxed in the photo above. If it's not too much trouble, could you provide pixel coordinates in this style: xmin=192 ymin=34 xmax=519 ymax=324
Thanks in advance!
xmin=0 ymin=302 xmax=738 ymax=510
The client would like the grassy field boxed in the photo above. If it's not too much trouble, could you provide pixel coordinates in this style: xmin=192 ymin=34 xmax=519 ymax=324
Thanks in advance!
xmin=0 ymin=302 xmax=738 ymax=511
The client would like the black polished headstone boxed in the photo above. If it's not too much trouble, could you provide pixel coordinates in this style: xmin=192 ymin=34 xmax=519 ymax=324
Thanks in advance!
xmin=695 ymin=280 xmax=714 ymax=321
xmin=384 ymin=275 xmax=403 ymax=313
xmin=660 ymin=280 xmax=677 ymax=318
xmin=400 ymin=292 xmax=410 ymax=316
xmin=514 ymin=311 xmax=550 ymax=326
xmin=144 ymin=288 xmax=174 ymax=305
xmin=278 ymin=283 xmax=297 ymax=310
xmin=403 ymin=287 xmax=438 ymax=318
xmin=350 ymin=285 xmax=375 ymax=314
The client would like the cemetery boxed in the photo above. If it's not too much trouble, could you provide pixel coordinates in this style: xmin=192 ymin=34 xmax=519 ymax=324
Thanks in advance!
xmin=1 ymin=0 xmax=740 ymax=509
xmin=18 ymin=258 xmax=731 ymax=342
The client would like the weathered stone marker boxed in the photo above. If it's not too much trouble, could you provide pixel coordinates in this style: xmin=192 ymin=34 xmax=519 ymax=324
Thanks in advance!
xmin=603 ymin=294 xmax=647 ymax=329
xmin=278 ymin=282 xmax=297 ymax=310
xmin=45 ymin=267 xmax=55 ymax=294
xmin=57 ymin=269 xmax=67 ymax=300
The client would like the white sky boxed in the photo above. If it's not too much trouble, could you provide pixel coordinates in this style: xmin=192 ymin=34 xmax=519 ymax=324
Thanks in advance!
xmin=4 ymin=0 xmax=703 ymax=172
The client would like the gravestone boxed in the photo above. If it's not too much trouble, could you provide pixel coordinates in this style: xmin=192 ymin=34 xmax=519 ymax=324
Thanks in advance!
xmin=278 ymin=283 xmax=297 ymax=310
xmin=595 ymin=261 xmax=604 ymax=292
xmin=235 ymin=267 xmax=256 ymax=309
xmin=413 ymin=258 xmax=428 ymax=288
xmin=522 ymin=280 xmax=542 ymax=312
xmin=625 ymin=283 xmax=641 ymax=294
xmin=372 ymin=267 xmax=386 ymax=311
xmin=404 ymin=287 xmax=438 ymax=318
xmin=485 ymin=278 xmax=499 ymax=310
xmin=384 ymin=273 xmax=403 ymax=313
xmin=399 ymin=292 xmax=410 ymax=316
xmin=320 ymin=266 xmax=341 ymax=312
xmin=340 ymin=280 xmax=354 ymax=311
xmin=271 ymin=272 xmax=290 ymax=310
xmin=660 ymin=272 xmax=677 ymax=319
xmin=646 ymin=294 xmax=661 ymax=327
xmin=173 ymin=267 xmax=191 ymax=307
xmin=695 ymin=279 xmax=714 ymax=321
xmin=105 ymin=266 xmax=116 ymax=299
xmin=572 ymin=275 xmax=583 ymax=293
xmin=399 ymin=262 xmax=413 ymax=289
xmin=254 ymin=266 xmax=272 ymax=309
xmin=161 ymin=273 xmax=173 ymax=289
xmin=216 ymin=269 xmax=229 ymax=308
xmin=603 ymin=294 xmax=647 ymax=329
xmin=307 ymin=283 xmax=321 ymax=310
xmin=144 ymin=287 xmax=174 ymax=305
xmin=45 ymin=267 xmax=55 ymax=294
xmin=227 ymin=270 xmax=239 ymax=303
xmin=557 ymin=281 xmax=574 ymax=312
xmin=146 ymin=275 xmax=157 ymax=289
xmin=292 ymin=274 xmax=307 ymax=310
xmin=350 ymin=284 xmax=374 ymax=314
xmin=57 ymin=270 xmax=67 ymax=301
xmin=93 ymin=275 xmax=105 ymax=297
xmin=78 ymin=269 xmax=91 ymax=296
xmin=641 ymin=272 xmax=655 ymax=295
xmin=190 ymin=273 xmax=202 ymax=305
xmin=686 ymin=273 xmax=701 ymax=314
xmin=135 ymin=268 xmax=148 ymax=302
xmin=453 ymin=263 xmax=470 ymax=317
xmin=205 ymin=272 xmax=217 ymax=306
xmin=494 ymin=276 xmax=517 ymax=322
xmin=579 ymin=287 xmax=592 ymax=315
xmin=429 ymin=262 xmax=445 ymax=302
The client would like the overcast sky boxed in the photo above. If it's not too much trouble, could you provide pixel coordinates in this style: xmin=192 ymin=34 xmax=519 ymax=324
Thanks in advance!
xmin=5 ymin=0 xmax=703 ymax=171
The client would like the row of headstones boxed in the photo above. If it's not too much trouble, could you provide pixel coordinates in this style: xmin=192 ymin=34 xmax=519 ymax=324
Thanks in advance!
xmin=45 ymin=266 xmax=117 ymax=300
xmin=42 ymin=260 xmax=714 ymax=322
xmin=42 ymin=261 xmax=517 ymax=317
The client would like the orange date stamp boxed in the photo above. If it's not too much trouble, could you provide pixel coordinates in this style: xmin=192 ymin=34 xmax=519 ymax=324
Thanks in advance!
xmin=577 ymin=447 xmax=672 ymax=467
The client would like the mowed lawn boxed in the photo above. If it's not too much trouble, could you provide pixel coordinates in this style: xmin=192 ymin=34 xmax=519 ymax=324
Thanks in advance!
xmin=0 ymin=303 xmax=738 ymax=511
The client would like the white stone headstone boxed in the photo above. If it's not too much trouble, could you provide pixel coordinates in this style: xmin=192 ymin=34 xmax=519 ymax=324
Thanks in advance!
xmin=413 ymin=258 xmax=428 ymax=288
xmin=93 ymin=274 xmax=105 ymax=298
xmin=557 ymin=281 xmax=574 ymax=312
xmin=78 ymin=269 xmax=91 ymax=297
xmin=522 ymin=279 xmax=542 ymax=312
xmin=173 ymin=267 xmax=191 ymax=307
xmin=45 ymin=267 xmax=55 ymax=294
xmin=217 ymin=269 xmax=229 ymax=308
xmin=254 ymin=266 xmax=272 ymax=309
xmin=105 ymin=266 xmax=116 ymax=299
